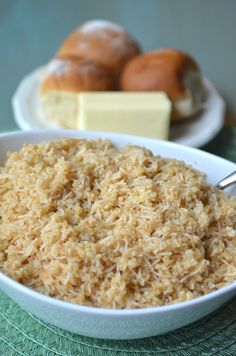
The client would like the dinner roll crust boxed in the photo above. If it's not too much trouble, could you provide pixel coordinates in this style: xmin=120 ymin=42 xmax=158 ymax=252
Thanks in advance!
xmin=40 ymin=57 xmax=116 ymax=94
xmin=57 ymin=20 xmax=142 ymax=73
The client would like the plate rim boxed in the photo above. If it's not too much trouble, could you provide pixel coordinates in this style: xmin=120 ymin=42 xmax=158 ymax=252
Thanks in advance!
xmin=12 ymin=66 xmax=225 ymax=148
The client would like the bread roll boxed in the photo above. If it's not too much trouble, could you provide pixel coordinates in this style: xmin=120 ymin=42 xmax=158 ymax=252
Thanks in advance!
xmin=57 ymin=20 xmax=142 ymax=75
xmin=39 ymin=57 xmax=116 ymax=128
xmin=121 ymin=49 xmax=206 ymax=121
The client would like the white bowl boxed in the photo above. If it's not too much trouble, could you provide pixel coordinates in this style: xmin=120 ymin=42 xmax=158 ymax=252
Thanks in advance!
xmin=0 ymin=130 xmax=235 ymax=340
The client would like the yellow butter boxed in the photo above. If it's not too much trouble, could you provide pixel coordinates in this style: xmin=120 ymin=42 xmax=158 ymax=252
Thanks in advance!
xmin=78 ymin=92 xmax=171 ymax=140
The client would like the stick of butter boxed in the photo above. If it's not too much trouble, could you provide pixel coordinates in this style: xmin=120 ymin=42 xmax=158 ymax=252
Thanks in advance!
xmin=78 ymin=92 xmax=171 ymax=140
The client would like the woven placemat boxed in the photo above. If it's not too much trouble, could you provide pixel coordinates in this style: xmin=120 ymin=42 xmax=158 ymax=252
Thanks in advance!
xmin=0 ymin=126 xmax=236 ymax=356
xmin=203 ymin=126 xmax=236 ymax=163
xmin=0 ymin=290 xmax=236 ymax=355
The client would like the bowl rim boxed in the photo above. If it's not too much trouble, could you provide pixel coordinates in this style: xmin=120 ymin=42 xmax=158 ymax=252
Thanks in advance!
xmin=0 ymin=129 xmax=236 ymax=316
xmin=0 ymin=128 xmax=230 ymax=160
xmin=1 ymin=269 xmax=236 ymax=316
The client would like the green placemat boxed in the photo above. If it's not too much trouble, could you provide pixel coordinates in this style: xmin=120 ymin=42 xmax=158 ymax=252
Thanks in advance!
xmin=203 ymin=126 xmax=236 ymax=163
xmin=0 ymin=290 xmax=236 ymax=356
xmin=0 ymin=125 xmax=236 ymax=356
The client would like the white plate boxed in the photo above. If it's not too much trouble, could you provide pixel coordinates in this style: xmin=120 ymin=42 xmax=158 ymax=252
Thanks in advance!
xmin=0 ymin=130 xmax=235 ymax=339
xmin=12 ymin=66 xmax=225 ymax=148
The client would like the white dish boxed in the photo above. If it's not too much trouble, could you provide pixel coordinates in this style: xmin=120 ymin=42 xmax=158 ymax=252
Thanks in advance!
xmin=0 ymin=130 xmax=235 ymax=340
xmin=12 ymin=67 xmax=225 ymax=148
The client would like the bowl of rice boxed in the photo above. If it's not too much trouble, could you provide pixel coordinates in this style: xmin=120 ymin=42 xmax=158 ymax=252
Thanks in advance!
xmin=0 ymin=129 xmax=235 ymax=339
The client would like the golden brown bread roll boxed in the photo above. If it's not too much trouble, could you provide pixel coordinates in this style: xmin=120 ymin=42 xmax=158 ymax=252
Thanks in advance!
xmin=39 ymin=57 xmax=116 ymax=128
xmin=57 ymin=20 xmax=142 ymax=74
xmin=121 ymin=49 xmax=206 ymax=121
xmin=40 ymin=57 xmax=116 ymax=93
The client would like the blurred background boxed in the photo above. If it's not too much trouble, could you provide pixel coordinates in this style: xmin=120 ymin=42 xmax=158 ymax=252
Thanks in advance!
xmin=1 ymin=0 xmax=236 ymax=131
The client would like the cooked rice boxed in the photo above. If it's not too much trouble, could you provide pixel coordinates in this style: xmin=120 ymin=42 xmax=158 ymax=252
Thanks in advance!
xmin=0 ymin=138 xmax=236 ymax=309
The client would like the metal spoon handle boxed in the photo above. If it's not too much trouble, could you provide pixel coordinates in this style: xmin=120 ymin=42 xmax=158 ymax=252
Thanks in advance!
xmin=216 ymin=171 xmax=236 ymax=190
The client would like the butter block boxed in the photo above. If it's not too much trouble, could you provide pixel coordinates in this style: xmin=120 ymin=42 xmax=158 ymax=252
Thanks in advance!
xmin=78 ymin=92 xmax=171 ymax=140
